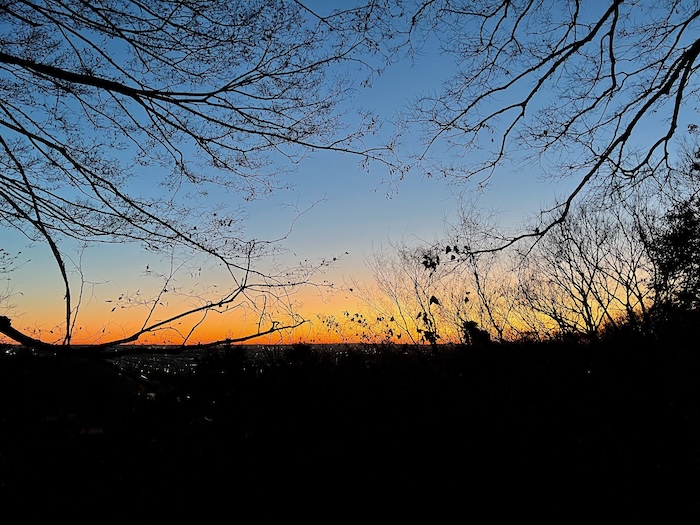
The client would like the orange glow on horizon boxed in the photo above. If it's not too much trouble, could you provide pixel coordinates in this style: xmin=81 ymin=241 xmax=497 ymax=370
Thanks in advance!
xmin=0 ymin=316 xmax=377 ymax=347
xmin=0 ymin=285 xmax=370 ymax=347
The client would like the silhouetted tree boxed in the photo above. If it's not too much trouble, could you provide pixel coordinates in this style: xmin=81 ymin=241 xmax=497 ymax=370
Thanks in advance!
xmin=352 ymin=238 xmax=499 ymax=345
xmin=516 ymin=202 xmax=655 ymax=342
xmin=645 ymin=195 xmax=700 ymax=336
xmin=0 ymin=248 xmax=24 ymax=317
xmin=400 ymin=0 xmax=700 ymax=251
xmin=460 ymin=320 xmax=490 ymax=348
xmin=351 ymin=241 xmax=452 ymax=345
xmin=0 ymin=1 xmax=399 ymax=350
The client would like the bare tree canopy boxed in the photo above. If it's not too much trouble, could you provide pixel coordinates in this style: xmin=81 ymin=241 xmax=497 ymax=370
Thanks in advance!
xmin=0 ymin=0 xmax=398 ymax=348
xmin=4 ymin=0 xmax=700 ymax=347
xmin=0 ymin=0 xmax=398 ymax=250
xmin=400 ymin=0 xmax=700 ymax=249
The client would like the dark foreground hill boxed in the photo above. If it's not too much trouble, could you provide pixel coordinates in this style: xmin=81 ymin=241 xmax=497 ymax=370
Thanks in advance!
xmin=1 ymin=340 xmax=699 ymax=518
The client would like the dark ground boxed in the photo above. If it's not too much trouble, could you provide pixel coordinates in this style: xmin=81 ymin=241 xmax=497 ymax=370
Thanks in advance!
xmin=1 ymin=340 xmax=699 ymax=519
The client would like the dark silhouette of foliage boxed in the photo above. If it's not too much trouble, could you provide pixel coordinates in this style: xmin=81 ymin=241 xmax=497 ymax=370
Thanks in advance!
xmin=650 ymin=196 xmax=700 ymax=312
xmin=2 ymin=337 xmax=699 ymax=518
xmin=421 ymin=251 xmax=440 ymax=273
xmin=645 ymin=196 xmax=700 ymax=340
xmin=461 ymin=320 xmax=490 ymax=348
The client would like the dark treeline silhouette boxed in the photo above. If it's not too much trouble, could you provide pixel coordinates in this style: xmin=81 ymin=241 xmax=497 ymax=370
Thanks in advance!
xmin=2 ymin=331 xmax=699 ymax=518
xmin=3 ymin=190 xmax=700 ymax=517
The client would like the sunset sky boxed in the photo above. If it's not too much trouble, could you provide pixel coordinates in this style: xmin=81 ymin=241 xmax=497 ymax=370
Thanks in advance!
xmin=1 ymin=38 xmax=567 ymax=347
xmin=0 ymin=2 xmax=642 ymax=346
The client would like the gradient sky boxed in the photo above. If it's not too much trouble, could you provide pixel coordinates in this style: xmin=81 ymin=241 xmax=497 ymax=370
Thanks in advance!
xmin=0 ymin=12 xmax=584 ymax=346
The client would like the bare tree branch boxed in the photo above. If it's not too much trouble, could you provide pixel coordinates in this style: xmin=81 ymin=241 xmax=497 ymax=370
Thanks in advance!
xmin=0 ymin=0 xmax=398 ymax=349
xmin=400 ymin=0 xmax=700 ymax=252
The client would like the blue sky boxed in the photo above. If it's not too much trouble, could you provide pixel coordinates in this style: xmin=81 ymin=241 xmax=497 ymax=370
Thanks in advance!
xmin=0 ymin=8 xmax=582 ymax=344
xmin=0 ymin=37 xmax=570 ymax=341
xmin=3 ymin=1 xmax=699 ymax=346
